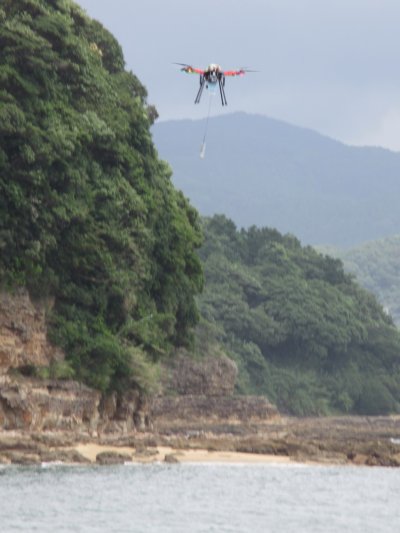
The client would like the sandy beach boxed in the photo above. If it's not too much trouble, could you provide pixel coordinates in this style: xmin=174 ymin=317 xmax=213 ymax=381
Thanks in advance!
xmin=73 ymin=443 xmax=291 ymax=464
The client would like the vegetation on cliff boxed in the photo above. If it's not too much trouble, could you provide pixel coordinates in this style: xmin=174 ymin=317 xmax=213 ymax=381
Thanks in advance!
xmin=197 ymin=215 xmax=400 ymax=415
xmin=0 ymin=0 xmax=203 ymax=392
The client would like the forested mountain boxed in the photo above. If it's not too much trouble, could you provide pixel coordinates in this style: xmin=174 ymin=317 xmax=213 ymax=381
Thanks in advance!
xmin=197 ymin=216 xmax=400 ymax=415
xmin=0 ymin=0 xmax=203 ymax=392
xmin=319 ymin=236 xmax=400 ymax=326
xmin=153 ymin=113 xmax=400 ymax=247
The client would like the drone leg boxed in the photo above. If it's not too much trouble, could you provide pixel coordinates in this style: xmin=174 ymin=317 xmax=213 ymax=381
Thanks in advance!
xmin=218 ymin=77 xmax=228 ymax=106
xmin=222 ymin=83 xmax=228 ymax=106
xmin=222 ymin=76 xmax=228 ymax=105
xmin=218 ymin=78 xmax=224 ymax=106
xmin=195 ymin=76 xmax=205 ymax=104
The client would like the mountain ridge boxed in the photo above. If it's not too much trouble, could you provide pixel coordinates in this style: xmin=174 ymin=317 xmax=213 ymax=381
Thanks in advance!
xmin=153 ymin=112 xmax=400 ymax=247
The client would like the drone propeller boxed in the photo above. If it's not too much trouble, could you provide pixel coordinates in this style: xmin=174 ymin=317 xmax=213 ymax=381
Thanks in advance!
xmin=239 ymin=67 xmax=259 ymax=72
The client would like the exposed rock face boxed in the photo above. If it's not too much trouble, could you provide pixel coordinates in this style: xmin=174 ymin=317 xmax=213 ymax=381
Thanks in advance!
xmin=0 ymin=289 xmax=61 ymax=373
xmin=162 ymin=353 xmax=238 ymax=396
xmin=152 ymin=395 xmax=279 ymax=429
xmin=0 ymin=375 xmax=152 ymax=434
xmin=99 ymin=390 xmax=151 ymax=434
xmin=154 ymin=353 xmax=278 ymax=430
xmin=0 ymin=289 xmax=277 ymax=437
xmin=0 ymin=289 xmax=150 ymax=434
xmin=0 ymin=376 xmax=101 ymax=432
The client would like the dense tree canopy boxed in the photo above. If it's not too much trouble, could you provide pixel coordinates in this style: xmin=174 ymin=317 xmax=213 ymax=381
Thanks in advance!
xmin=198 ymin=216 xmax=400 ymax=415
xmin=0 ymin=0 xmax=203 ymax=392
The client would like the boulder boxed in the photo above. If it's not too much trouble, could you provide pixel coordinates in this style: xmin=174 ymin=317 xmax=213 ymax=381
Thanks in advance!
xmin=8 ymin=451 xmax=41 ymax=465
xmin=96 ymin=451 xmax=132 ymax=465
xmin=40 ymin=449 xmax=91 ymax=464
xmin=164 ymin=453 xmax=180 ymax=464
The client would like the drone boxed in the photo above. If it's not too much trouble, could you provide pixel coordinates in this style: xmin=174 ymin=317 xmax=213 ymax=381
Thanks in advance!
xmin=175 ymin=63 xmax=254 ymax=106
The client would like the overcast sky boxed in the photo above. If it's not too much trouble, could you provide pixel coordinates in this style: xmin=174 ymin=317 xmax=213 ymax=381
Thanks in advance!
xmin=77 ymin=0 xmax=400 ymax=151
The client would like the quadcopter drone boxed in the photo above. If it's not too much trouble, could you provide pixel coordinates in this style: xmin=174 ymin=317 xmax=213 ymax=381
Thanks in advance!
xmin=175 ymin=63 xmax=254 ymax=106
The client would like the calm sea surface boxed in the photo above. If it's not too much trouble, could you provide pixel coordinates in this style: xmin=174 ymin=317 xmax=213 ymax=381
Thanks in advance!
xmin=1 ymin=462 xmax=399 ymax=532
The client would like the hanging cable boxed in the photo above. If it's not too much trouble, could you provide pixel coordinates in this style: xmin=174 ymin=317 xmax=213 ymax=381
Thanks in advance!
xmin=200 ymin=89 xmax=214 ymax=159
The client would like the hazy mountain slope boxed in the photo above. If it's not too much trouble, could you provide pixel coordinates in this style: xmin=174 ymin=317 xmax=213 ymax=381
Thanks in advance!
xmin=153 ymin=113 xmax=400 ymax=247
xmin=320 ymin=236 xmax=400 ymax=326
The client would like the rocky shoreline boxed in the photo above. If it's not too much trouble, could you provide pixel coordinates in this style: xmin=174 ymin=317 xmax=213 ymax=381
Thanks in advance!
xmin=2 ymin=415 xmax=400 ymax=467
xmin=2 ymin=289 xmax=400 ymax=468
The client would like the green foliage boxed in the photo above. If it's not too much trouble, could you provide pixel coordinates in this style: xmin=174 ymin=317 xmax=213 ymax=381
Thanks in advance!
xmin=198 ymin=215 xmax=400 ymax=415
xmin=34 ymin=360 xmax=76 ymax=380
xmin=0 ymin=0 xmax=203 ymax=393
xmin=356 ymin=378 xmax=397 ymax=415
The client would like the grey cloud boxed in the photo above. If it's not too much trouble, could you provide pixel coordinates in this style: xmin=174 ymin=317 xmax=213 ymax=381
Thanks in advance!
xmin=77 ymin=0 xmax=400 ymax=149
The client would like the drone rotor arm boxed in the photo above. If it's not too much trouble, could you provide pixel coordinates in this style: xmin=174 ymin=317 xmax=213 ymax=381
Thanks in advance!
xmin=223 ymin=68 xmax=258 ymax=77
xmin=173 ymin=63 xmax=205 ymax=75
xmin=223 ymin=69 xmax=245 ymax=77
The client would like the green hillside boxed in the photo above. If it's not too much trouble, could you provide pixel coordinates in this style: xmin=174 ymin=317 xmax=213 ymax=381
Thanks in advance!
xmin=0 ymin=0 xmax=203 ymax=392
xmin=197 ymin=216 xmax=400 ymax=415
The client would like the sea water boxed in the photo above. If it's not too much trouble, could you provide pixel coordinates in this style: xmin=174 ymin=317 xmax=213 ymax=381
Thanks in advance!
xmin=1 ymin=463 xmax=399 ymax=532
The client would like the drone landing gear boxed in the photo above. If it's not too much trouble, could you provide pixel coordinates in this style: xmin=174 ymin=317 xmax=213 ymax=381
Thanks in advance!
xmin=195 ymin=74 xmax=228 ymax=106
xmin=195 ymin=75 xmax=206 ymax=104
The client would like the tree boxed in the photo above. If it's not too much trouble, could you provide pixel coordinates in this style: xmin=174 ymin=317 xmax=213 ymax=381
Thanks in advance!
xmin=197 ymin=215 xmax=400 ymax=415
xmin=0 ymin=0 xmax=203 ymax=392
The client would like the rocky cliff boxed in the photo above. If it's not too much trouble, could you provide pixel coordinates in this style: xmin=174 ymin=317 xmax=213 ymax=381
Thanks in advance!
xmin=0 ymin=290 xmax=149 ymax=434
xmin=0 ymin=290 xmax=278 ymax=437
xmin=0 ymin=376 xmax=100 ymax=432
xmin=0 ymin=289 xmax=61 ymax=372
xmin=154 ymin=353 xmax=279 ymax=431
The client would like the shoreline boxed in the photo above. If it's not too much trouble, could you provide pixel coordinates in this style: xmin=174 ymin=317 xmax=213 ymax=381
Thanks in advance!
xmin=2 ymin=414 xmax=400 ymax=467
